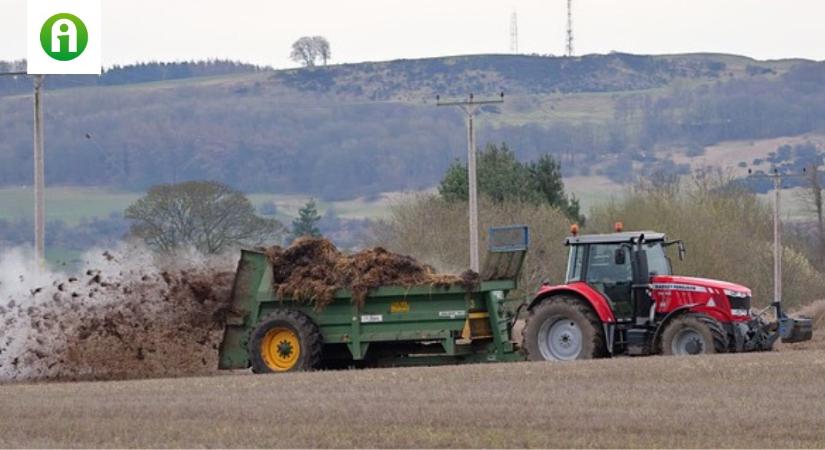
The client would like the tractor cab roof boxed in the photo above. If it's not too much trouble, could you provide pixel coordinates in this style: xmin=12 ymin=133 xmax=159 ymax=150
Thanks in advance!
xmin=565 ymin=231 xmax=666 ymax=246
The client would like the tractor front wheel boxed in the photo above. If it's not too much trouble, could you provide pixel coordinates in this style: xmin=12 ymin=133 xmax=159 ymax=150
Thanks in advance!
xmin=661 ymin=313 xmax=727 ymax=356
xmin=523 ymin=295 xmax=606 ymax=361
xmin=248 ymin=310 xmax=322 ymax=373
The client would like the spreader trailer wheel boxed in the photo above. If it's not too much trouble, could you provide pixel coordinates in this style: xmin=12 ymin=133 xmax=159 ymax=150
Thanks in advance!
xmin=248 ymin=309 xmax=322 ymax=373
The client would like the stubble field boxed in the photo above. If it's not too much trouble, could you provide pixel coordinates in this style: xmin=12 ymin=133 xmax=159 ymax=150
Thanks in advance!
xmin=1 ymin=347 xmax=824 ymax=448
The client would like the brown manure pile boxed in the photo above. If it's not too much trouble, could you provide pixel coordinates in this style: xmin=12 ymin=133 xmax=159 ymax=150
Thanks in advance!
xmin=0 ymin=250 xmax=235 ymax=382
xmin=266 ymin=237 xmax=477 ymax=308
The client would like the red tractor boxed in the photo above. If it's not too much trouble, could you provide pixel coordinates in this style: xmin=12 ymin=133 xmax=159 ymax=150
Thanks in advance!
xmin=522 ymin=227 xmax=813 ymax=360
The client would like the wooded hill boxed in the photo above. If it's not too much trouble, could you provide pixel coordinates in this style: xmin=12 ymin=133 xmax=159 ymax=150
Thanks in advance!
xmin=1 ymin=53 xmax=823 ymax=199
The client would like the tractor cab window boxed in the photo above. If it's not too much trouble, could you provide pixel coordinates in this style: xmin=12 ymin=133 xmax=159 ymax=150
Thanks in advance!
xmin=585 ymin=244 xmax=631 ymax=285
xmin=565 ymin=240 xmax=672 ymax=285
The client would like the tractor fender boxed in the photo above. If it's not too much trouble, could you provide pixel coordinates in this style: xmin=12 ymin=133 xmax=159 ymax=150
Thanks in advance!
xmin=529 ymin=282 xmax=616 ymax=323
xmin=687 ymin=304 xmax=732 ymax=324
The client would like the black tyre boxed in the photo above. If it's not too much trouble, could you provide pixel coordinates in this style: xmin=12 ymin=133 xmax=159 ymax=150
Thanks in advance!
xmin=661 ymin=313 xmax=727 ymax=356
xmin=248 ymin=309 xmax=322 ymax=373
xmin=523 ymin=295 xmax=606 ymax=361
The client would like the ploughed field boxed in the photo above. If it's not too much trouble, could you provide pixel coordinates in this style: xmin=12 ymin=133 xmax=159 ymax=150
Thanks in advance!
xmin=1 ymin=348 xmax=824 ymax=448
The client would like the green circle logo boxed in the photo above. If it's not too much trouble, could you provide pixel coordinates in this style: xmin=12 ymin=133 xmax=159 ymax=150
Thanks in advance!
xmin=40 ymin=13 xmax=88 ymax=61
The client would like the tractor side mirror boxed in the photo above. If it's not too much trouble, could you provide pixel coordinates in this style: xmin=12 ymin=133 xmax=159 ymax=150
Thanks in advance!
xmin=614 ymin=248 xmax=626 ymax=265
xmin=678 ymin=241 xmax=686 ymax=261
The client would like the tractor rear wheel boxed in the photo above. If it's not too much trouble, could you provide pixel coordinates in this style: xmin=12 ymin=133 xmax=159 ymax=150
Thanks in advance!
xmin=248 ymin=309 xmax=322 ymax=373
xmin=661 ymin=313 xmax=727 ymax=356
xmin=523 ymin=295 xmax=606 ymax=361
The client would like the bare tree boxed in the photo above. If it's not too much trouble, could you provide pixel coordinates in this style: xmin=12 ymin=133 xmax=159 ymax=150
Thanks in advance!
xmin=289 ymin=36 xmax=331 ymax=67
xmin=125 ymin=180 xmax=284 ymax=254
xmin=312 ymin=36 xmax=331 ymax=66
xmin=290 ymin=37 xmax=318 ymax=67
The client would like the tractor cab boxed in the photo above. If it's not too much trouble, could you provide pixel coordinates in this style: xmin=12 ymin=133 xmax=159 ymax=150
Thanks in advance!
xmin=564 ymin=227 xmax=683 ymax=324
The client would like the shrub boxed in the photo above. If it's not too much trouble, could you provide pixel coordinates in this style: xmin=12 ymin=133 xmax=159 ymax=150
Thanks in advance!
xmin=588 ymin=176 xmax=825 ymax=308
xmin=369 ymin=195 xmax=572 ymax=297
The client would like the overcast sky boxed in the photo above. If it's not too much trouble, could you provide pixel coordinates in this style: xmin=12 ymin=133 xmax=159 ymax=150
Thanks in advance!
xmin=2 ymin=0 xmax=823 ymax=68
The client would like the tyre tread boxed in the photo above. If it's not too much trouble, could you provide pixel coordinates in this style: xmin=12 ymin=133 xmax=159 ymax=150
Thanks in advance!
xmin=695 ymin=313 xmax=728 ymax=353
xmin=661 ymin=313 xmax=728 ymax=355
xmin=522 ymin=295 xmax=606 ymax=361
xmin=248 ymin=309 xmax=323 ymax=373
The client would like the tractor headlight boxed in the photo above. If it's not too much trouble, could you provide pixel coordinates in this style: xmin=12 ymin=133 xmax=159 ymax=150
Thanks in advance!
xmin=724 ymin=289 xmax=748 ymax=298
xmin=730 ymin=308 xmax=750 ymax=317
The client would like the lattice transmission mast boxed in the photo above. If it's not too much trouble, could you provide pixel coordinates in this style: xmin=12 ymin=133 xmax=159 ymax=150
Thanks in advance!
xmin=510 ymin=11 xmax=519 ymax=53
xmin=566 ymin=0 xmax=574 ymax=57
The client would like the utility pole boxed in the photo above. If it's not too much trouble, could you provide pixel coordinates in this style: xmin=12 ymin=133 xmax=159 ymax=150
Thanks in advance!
xmin=33 ymin=74 xmax=45 ymax=268
xmin=748 ymin=168 xmax=805 ymax=314
xmin=0 ymin=70 xmax=45 ymax=267
xmin=436 ymin=92 xmax=504 ymax=272
xmin=771 ymin=172 xmax=781 ymax=310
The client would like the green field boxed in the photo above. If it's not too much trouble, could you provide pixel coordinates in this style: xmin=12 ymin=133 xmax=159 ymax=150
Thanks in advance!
xmin=0 ymin=187 xmax=397 ymax=225
xmin=0 ymin=186 xmax=400 ymax=267
xmin=0 ymin=176 xmax=812 ymax=229
xmin=247 ymin=192 xmax=397 ymax=222
xmin=0 ymin=183 xmax=613 ymax=230
xmin=0 ymin=187 xmax=140 ymax=225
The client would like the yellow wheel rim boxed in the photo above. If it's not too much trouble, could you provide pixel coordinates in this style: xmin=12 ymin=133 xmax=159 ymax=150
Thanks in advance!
xmin=260 ymin=327 xmax=301 ymax=372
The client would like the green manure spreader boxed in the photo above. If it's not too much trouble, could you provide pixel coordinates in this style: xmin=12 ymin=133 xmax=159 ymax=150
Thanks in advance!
xmin=218 ymin=226 xmax=529 ymax=373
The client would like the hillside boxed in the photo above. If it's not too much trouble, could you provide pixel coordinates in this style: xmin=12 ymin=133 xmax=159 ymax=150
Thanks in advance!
xmin=1 ymin=53 xmax=824 ymax=201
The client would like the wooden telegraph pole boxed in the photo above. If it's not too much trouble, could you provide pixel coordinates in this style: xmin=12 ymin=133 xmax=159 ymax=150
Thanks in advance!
xmin=436 ymin=92 xmax=504 ymax=272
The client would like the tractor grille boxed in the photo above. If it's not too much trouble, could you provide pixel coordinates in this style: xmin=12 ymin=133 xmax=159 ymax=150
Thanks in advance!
xmin=728 ymin=295 xmax=751 ymax=311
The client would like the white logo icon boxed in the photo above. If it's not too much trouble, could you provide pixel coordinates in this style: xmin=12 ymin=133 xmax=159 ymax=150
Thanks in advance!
xmin=50 ymin=19 xmax=78 ymax=53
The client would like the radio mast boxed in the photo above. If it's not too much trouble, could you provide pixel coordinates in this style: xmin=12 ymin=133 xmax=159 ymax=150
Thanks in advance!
xmin=566 ymin=0 xmax=574 ymax=57
xmin=510 ymin=11 xmax=519 ymax=54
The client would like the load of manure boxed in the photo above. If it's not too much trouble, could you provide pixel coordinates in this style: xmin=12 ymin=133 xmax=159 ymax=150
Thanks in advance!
xmin=265 ymin=237 xmax=478 ymax=308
